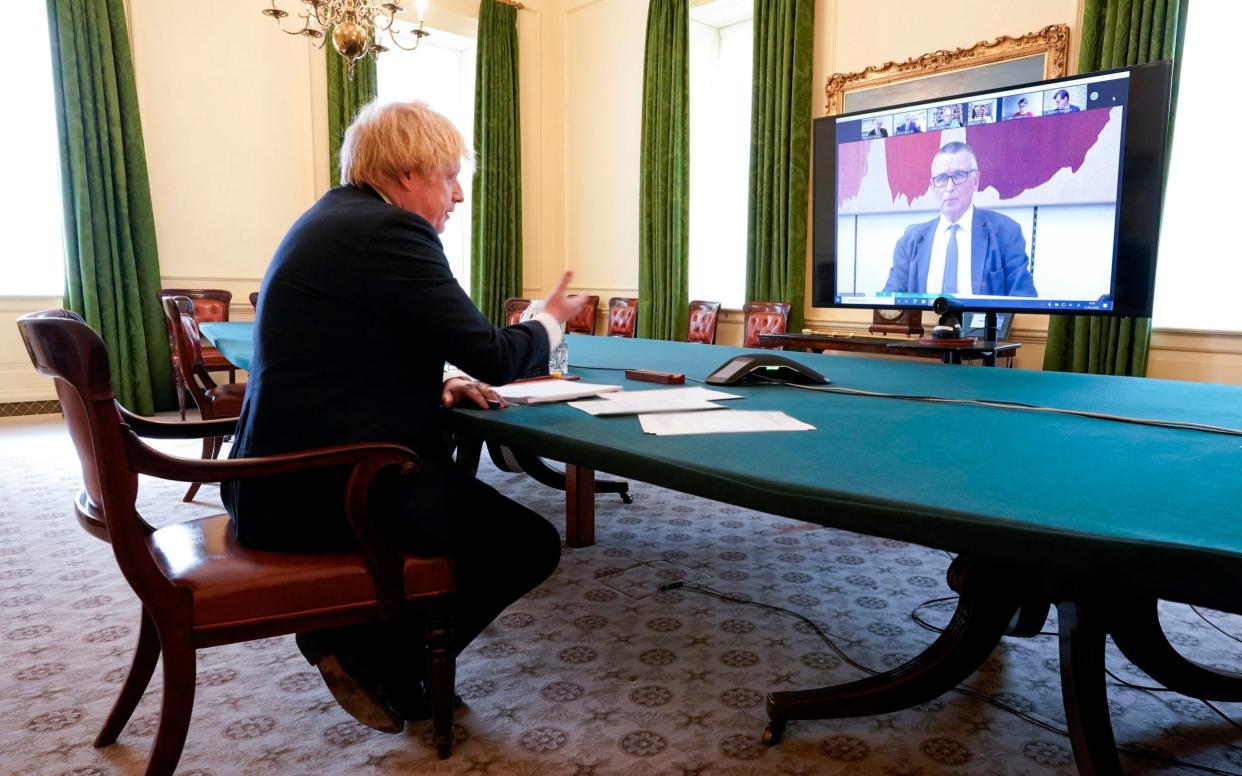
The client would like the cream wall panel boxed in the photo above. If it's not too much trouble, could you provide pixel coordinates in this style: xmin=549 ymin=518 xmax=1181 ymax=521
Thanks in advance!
xmin=563 ymin=0 xmax=647 ymax=295
xmin=128 ymin=0 xmax=322 ymax=289
xmin=830 ymin=0 xmax=1081 ymax=76
xmin=0 ymin=298 xmax=62 ymax=402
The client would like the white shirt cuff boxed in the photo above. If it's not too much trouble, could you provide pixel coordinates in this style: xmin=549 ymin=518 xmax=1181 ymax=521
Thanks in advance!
xmin=533 ymin=312 xmax=563 ymax=351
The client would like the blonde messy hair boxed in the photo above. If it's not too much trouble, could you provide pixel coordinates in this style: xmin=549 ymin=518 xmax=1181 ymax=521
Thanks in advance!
xmin=339 ymin=99 xmax=471 ymax=187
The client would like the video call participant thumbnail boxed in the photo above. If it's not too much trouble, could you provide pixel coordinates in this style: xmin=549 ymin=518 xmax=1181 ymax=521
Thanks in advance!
xmin=881 ymin=141 xmax=1037 ymax=297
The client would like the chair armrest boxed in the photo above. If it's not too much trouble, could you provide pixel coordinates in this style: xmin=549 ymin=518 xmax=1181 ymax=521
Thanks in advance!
xmin=118 ymin=403 xmax=238 ymax=440
xmin=122 ymin=428 xmax=415 ymax=484
xmin=123 ymin=428 xmax=419 ymax=617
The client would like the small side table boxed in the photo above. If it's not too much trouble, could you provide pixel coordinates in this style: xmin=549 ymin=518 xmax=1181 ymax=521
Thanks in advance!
xmin=757 ymin=333 xmax=1021 ymax=367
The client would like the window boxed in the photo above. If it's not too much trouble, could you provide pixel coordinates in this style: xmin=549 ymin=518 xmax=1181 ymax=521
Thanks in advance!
xmin=689 ymin=0 xmax=753 ymax=308
xmin=1152 ymin=5 xmax=1242 ymax=332
xmin=0 ymin=1 xmax=66 ymax=296
xmin=377 ymin=29 xmax=477 ymax=292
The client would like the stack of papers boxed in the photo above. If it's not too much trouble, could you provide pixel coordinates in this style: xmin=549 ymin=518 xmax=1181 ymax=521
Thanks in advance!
xmin=639 ymin=411 xmax=816 ymax=436
xmin=495 ymin=380 xmax=622 ymax=405
xmin=568 ymin=387 xmax=742 ymax=416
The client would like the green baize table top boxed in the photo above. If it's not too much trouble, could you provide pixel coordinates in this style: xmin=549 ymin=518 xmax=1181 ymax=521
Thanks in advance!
xmin=203 ymin=323 xmax=1242 ymax=612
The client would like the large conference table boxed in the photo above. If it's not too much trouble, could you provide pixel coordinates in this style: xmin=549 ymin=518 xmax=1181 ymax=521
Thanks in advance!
xmin=201 ymin=322 xmax=1242 ymax=774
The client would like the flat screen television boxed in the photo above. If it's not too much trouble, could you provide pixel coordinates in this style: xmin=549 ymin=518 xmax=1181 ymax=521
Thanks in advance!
xmin=811 ymin=61 xmax=1173 ymax=318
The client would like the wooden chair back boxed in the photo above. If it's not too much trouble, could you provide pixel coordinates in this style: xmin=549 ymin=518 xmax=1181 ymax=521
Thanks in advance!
xmin=686 ymin=300 xmax=722 ymax=344
xmin=158 ymin=288 xmax=232 ymax=323
xmin=504 ymin=297 xmax=531 ymax=326
xmin=248 ymin=291 xmax=259 ymax=310
xmin=161 ymin=296 xmax=217 ymax=413
xmin=566 ymin=294 xmax=600 ymax=335
xmin=742 ymin=301 xmax=791 ymax=348
xmin=607 ymin=297 xmax=639 ymax=338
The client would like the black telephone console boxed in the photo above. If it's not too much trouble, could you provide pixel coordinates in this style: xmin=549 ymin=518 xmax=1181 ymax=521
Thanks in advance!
xmin=705 ymin=354 xmax=829 ymax=386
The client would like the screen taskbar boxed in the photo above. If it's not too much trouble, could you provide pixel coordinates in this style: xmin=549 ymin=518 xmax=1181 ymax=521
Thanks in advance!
xmin=835 ymin=294 xmax=1114 ymax=311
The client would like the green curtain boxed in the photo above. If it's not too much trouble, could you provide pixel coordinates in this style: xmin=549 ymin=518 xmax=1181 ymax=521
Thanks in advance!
xmin=327 ymin=54 xmax=377 ymax=187
xmin=46 ymin=0 xmax=173 ymax=414
xmin=638 ymin=0 xmax=689 ymax=341
xmin=471 ymin=0 xmax=523 ymax=325
xmin=1042 ymin=0 xmax=1187 ymax=376
xmin=746 ymin=0 xmax=814 ymax=333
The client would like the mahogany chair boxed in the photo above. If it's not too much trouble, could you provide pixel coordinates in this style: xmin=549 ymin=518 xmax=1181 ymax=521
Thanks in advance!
xmin=742 ymin=301 xmax=792 ymax=349
xmin=686 ymin=300 xmax=722 ymax=344
xmin=16 ymin=309 xmax=460 ymax=775
xmin=607 ymin=297 xmax=639 ymax=338
xmin=157 ymin=289 xmax=235 ymax=419
xmin=565 ymin=294 xmax=600 ymax=335
xmin=248 ymin=291 xmax=259 ymax=310
xmin=161 ymin=296 xmax=247 ymax=501
xmin=504 ymin=297 xmax=531 ymax=326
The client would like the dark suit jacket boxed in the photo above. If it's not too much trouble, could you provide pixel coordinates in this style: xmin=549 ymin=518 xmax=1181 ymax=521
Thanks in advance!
xmin=223 ymin=185 xmax=550 ymax=551
xmin=881 ymin=208 xmax=1037 ymax=297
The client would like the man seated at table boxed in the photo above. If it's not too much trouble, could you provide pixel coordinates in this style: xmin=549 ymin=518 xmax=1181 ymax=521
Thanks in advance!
xmin=223 ymin=99 xmax=589 ymax=733
xmin=882 ymin=141 xmax=1037 ymax=297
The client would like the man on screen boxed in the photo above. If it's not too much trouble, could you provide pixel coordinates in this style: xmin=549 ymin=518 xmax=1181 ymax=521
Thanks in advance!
xmin=882 ymin=141 xmax=1037 ymax=297
xmin=1050 ymin=88 xmax=1082 ymax=113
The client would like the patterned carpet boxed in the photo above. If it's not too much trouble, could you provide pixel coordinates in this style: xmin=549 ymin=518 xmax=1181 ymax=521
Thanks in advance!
xmin=3 ymin=416 xmax=1242 ymax=775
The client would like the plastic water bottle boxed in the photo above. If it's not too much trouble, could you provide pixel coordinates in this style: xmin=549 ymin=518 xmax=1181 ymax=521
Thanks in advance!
xmin=520 ymin=299 xmax=569 ymax=375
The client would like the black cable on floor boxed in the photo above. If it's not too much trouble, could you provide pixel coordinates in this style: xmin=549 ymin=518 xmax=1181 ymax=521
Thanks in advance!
xmin=664 ymin=581 xmax=1242 ymax=775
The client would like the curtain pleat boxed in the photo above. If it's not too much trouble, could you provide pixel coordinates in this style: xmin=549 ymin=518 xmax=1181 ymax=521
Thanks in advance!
xmin=637 ymin=0 xmax=689 ymax=341
xmin=46 ymin=0 xmax=173 ymax=413
xmin=1042 ymin=0 xmax=1187 ymax=376
xmin=471 ymin=0 xmax=523 ymax=325
xmin=327 ymin=53 xmax=376 ymax=187
xmin=745 ymin=0 xmax=814 ymax=332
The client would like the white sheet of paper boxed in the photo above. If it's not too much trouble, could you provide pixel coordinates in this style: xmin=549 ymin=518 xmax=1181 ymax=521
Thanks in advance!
xmin=569 ymin=387 xmax=744 ymax=416
xmin=638 ymin=410 xmax=816 ymax=436
xmin=570 ymin=397 xmax=727 ymax=416
xmin=599 ymin=387 xmax=742 ymax=402
xmin=495 ymin=380 xmax=623 ymax=404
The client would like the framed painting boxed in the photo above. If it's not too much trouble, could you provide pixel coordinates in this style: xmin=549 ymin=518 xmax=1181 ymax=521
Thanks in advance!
xmin=825 ymin=24 xmax=1071 ymax=116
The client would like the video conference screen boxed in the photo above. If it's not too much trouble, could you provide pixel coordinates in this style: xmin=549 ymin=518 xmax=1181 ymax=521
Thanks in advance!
xmin=814 ymin=69 xmax=1150 ymax=315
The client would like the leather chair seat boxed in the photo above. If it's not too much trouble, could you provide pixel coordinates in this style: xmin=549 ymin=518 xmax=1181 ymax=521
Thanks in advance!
xmin=149 ymin=514 xmax=456 ymax=628
xmin=206 ymin=382 xmax=245 ymax=416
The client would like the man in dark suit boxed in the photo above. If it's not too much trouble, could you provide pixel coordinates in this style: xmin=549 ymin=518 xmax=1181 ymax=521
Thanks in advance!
xmin=882 ymin=141 xmax=1037 ymax=297
xmin=865 ymin=118 xmax=889 ymax=138
xmin=1050 ymin=88 xmax=1082 ymax=113
xmin=224 ymin=100 xmax=588 ymax=733
xmin=895 ymin=113 xmax=922 ymax=134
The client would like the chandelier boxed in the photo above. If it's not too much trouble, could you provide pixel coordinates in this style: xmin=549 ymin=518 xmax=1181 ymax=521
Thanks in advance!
xmin=262 ymin=0 xmax=430 ymax=78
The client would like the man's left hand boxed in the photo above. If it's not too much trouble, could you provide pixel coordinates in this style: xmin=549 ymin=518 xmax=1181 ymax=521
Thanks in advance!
xmin=442 ymin=377 xmax=507 ymax=409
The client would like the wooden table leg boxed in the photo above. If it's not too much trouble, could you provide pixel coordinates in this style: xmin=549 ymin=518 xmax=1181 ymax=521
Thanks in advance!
xmin=1058 ymin=599 xmax=1123 ymax=776
xmin=764 ymin=557 xmax=1017 ymax=744
xmin=564 ymin=463 xmax=596 ymax=547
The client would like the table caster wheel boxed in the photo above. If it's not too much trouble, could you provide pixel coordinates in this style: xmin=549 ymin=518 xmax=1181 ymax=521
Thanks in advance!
xmin=620 ymin=492 xmax=634 ymax=504
xmin=762 ymin=721 xmax=786 ymax=746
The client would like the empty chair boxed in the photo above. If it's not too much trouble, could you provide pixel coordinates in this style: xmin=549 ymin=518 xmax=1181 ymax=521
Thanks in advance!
xmin=686 ymin=300 xmax=722 ymax=344
xmin=504 ymin=297 xmax=531 ymax=326
xmin=248 ymin=291 xmax=259 ymax=309
xmin=607 ymin=297 xmax=639 ymax=338
xmin=161 ymin=296 xmax=246 ymax=501
xmin=743 ymin=301 xmax=791 ymax=349
xmin=16 ymin=309 xmax=460 ymax=775
xmin=157 ymin=288 xmax=235 ymax=418
xmin=566 ymin=294 xmax=600 ymax=335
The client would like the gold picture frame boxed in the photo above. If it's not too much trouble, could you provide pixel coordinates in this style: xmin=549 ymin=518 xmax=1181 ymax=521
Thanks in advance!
xmin=825 ymin=24 xmax=1071 ymax=116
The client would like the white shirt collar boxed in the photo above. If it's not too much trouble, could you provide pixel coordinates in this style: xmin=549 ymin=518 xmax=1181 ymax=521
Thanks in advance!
xmin=937 ymin=204 xmax=974 ymax=235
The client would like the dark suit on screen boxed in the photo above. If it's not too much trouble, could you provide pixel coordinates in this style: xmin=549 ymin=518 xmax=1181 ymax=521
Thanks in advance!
xmin=882 ymin=208 xmax=1037 ymax=296
xmin=224 ymin=184 xmax=560 ymax=669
